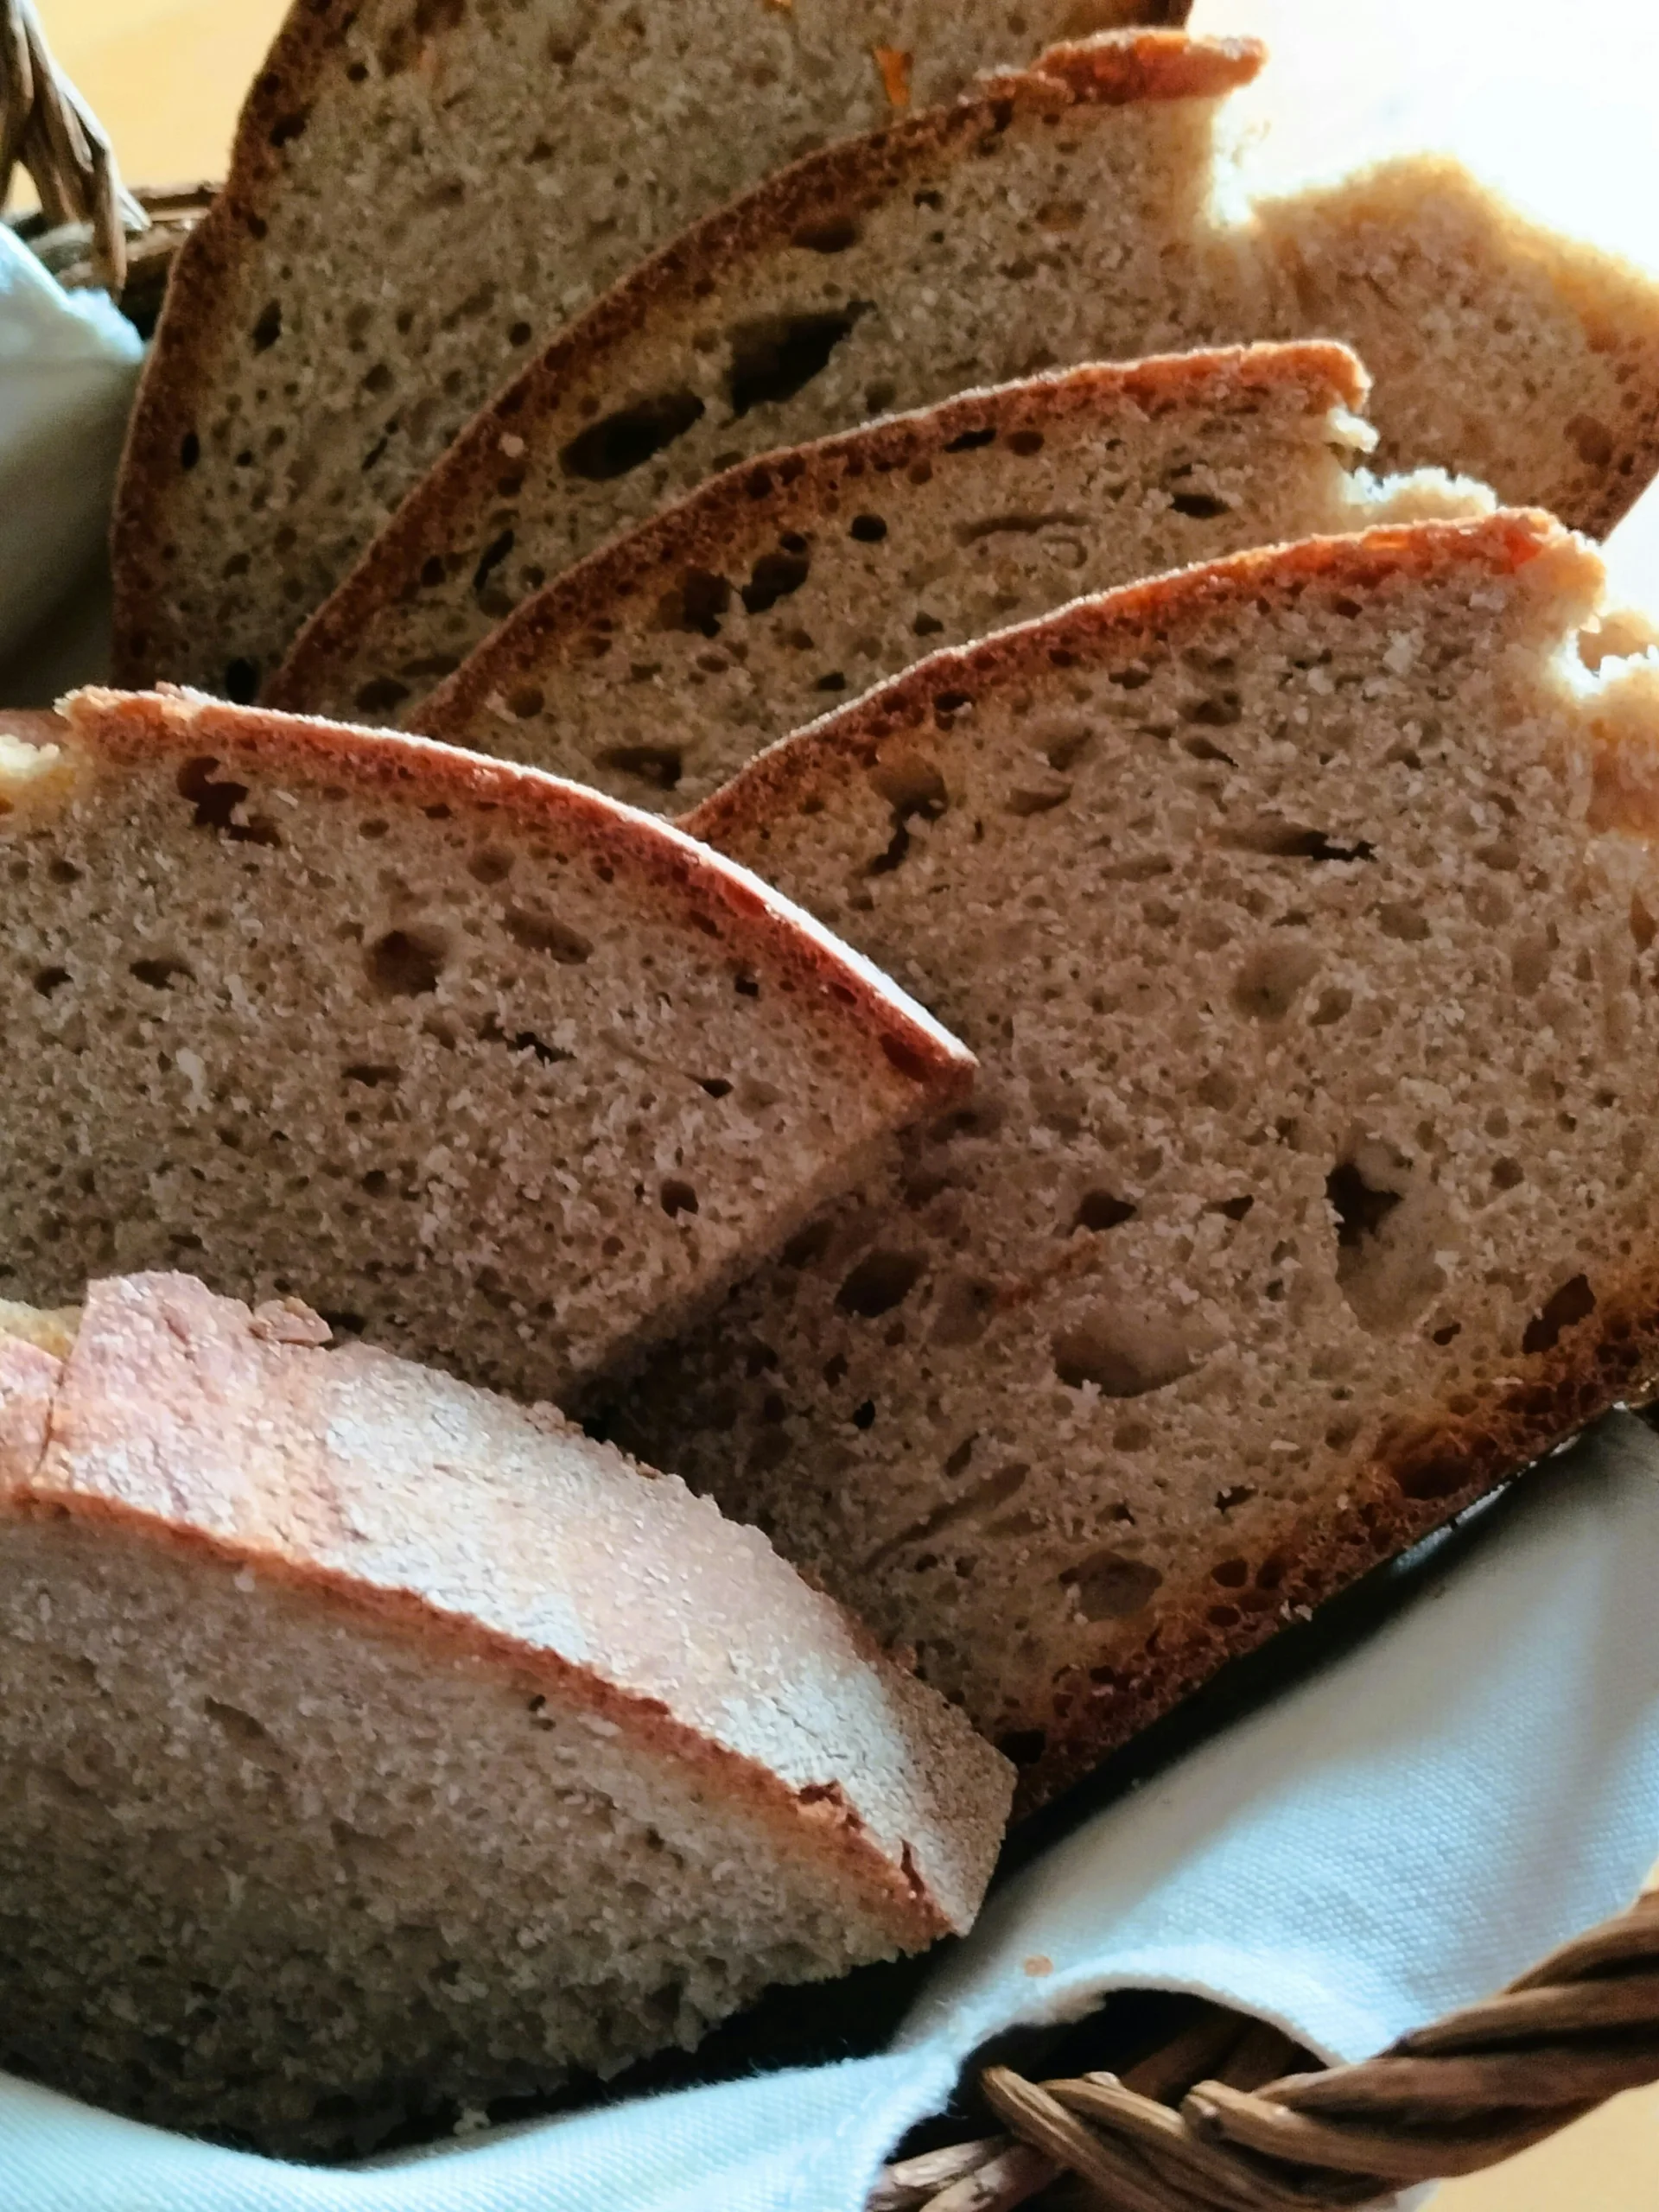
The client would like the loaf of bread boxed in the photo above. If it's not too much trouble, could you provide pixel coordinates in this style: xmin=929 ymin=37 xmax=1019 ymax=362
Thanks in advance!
xmin=0 ymin=690 xmax=969 ymax=1407
xmin=414 ymin=342 xmax=1487 ymax=809
xmin=264 ymin=29 xmax=1659 ymax=728
xmin=0 ymin=1270 xmax=1011 ymax=2156
xmin=109 ymin=0 xmax=1157 ymax=701
xmin=603 ymin=512 xmax=1659 ymax=1808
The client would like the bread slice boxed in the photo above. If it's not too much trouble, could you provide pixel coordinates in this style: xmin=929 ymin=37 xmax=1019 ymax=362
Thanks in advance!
xmin=109 ymin=0 xmax=1164 ymax=702
xmin=601 ymin=511 xmax=1659 ymax=1808
xmin=265 ymin=29 xmax=1659 ymax=728
xmin=413 ymin=342 xmax=1488 ymax=810
xmin=0 ymin=690 xmax=969 ymax=1408
xmin=0 ymin=1270 xmax=1010 ymax=2156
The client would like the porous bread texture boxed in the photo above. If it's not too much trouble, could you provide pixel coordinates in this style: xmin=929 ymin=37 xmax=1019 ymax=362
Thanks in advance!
xmin=0 ymin=1271 xmax=1010 ymax=2156
xmin=1251 ymin=153 xmax=1659 ymax=533
xmin=265 ymin=29 xmax=1659 ymax=728
xmin=604 ymin=512 xmax=1659 ymax=1809
xmin=415 ymin=341 xmax=1490 ymax=809
xmin=111 ymin=0 xmax=1156 ymax=699
xmin=0 ymin=688 xmax=970 ymax=1406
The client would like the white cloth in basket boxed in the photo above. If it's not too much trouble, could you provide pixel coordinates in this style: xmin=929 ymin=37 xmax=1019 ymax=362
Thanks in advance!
xmin=0 ymin=225 xmax=140 ymax=669
xmin=3 ymin=1411 xmax=1658 ymax=2211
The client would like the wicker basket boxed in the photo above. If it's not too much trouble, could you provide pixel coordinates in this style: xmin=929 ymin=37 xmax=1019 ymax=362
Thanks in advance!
xmin=4 ymin=4 xmax=1659 ymax=2204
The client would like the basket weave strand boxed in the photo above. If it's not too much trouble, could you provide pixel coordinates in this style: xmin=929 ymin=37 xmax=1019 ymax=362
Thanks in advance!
xmin=874 ymin=1889 xmax=1659 ymax=2212
xmin=0 ymin=0 xmax=144 ymax=289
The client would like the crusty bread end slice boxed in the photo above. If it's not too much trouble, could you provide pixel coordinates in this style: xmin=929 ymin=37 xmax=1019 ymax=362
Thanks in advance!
xmin=0 ymin=1271 xmax=1010 ymax=2155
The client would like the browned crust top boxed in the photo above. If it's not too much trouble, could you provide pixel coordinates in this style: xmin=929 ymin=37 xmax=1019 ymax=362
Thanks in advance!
xmin=682 ymin=510 xmax=1573 ymax=848
xmin=50 ymin=686 xmax=973 ymax=1098
xmin=265 ymin=31 xmax=1267 ymax=707
xmin=111 ymin=0 xmax=367 ymax=679
xmin=418 ymin=341 xmax=1367 ymax=737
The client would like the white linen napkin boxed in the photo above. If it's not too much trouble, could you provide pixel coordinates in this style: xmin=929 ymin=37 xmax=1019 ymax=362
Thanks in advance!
xmin=3 ymin=1409 xmax=1658 ymax=2211
xmin=0 ymin=225 xmax=140 ymax=671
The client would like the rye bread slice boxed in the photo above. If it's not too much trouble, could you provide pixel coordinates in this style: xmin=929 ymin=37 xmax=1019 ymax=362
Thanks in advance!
xmin=603 ymin=511 xmax=1659 ymax=1808
xmin=110 ymin=0 xmax=1170 ymax=701
xmin=0 ymin=691 xmax=969 ymax=1407
xmin=414 ymin=341 xmax=1489 ymax=809
xmin=0 ymin=1271 xmax=1010 ymax=2156
xmin=264 ymin=29 xmax=1659 ymax=728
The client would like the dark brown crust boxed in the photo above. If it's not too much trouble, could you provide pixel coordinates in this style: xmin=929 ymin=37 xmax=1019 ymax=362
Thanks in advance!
xmin=1016 ymin=1255 xmax=1659 ymax=1809
xmin=264 ymin=31 xmax=1266 ymax=711
xmin=679 ymin=507 xmax=1621 ymax=1812
xmin=56 ymin=685 xmax=974 ymax=1102
xmin=110 ymin=0 xmax=366 ymax=683
xmin=416 ymin=341 xmax=1366 ymax=742
xmin=682 ymin=510 xmax=1568 ymax=848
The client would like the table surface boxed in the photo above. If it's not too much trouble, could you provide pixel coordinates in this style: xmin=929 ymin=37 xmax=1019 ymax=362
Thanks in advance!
xmin=20 ymin=2 xmax=1659 ymax=2202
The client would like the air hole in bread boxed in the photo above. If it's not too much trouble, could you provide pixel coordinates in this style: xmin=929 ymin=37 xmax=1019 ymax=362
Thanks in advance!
xmin=660 ymin=1179 xmax=699 ymax=1218
xmin=837 ymin=1249 xmax=925 ymax=1318
xmin=1170 ymin=490 xmax=1230 ymax=520
xmin=33 ymin=968 xmax=71 ymax=999
xmin=1052 ymin=1311 xmax=1204 ymax=1398
xmin=782 ymin=1218 xmax=833 ymax=1269
xmin=600 ymin=744 xmax=683 ymax=793
xmin=913 ymin=611 xmax=944 ymax=637
xmin=130 ymin=958 xmax=193 ymax=992
xmin=791 ymin=218 xmax=861 ymax=254
xmin=1231 ymin=941 xmax=1319 ymax=1021
xmin=502 ymin=909 xmax=592 ymax=964
xmin=997 ymin=1728 xmax=1046 ymax=1767
xmin=222 ymin=660 xmax=260 ymax=704
xmin=1522 ymin=1272 xmax=1597 ymax=1355
xmin=1074 ymin=1191 xmax=1135 ymax=1233
xmin=741 ymin=548 xmax=811 ymax=615
xmin=179 ymin=432 xmax=200 ymax=471
xmin=1327 ymin=1139 xmax=1450 ymax=1334
xmin=1224 ymin=819 xmax=1377 ymax=863
xmin=561 ymin=391 xmax=707 ymax=482
xmin=1065 ymin=1548 xmax=1167 ymax=1618
xmin=728 ymin=311 xmax=861 ymax=418
xmin=849 ymin=512 xmax=887 ymax=543
xmin=354 ymin=677 xmax=410 ymax=714
xmin=250 ymin=302 xmax=283 ymax=353
xmin=365 ymin=928 xmax=447 ymax=997
xmin=944 ymin=425 xmax=996 ymax=454
xmin=661 ymin=569 xmax=731 ymax=636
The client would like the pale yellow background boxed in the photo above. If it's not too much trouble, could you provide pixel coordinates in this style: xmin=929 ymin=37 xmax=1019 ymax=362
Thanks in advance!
xmin=19 ymin=2 xmax=1659 ymax=2202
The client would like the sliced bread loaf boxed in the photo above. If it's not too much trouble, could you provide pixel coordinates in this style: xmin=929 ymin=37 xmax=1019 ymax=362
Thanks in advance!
xmin=109 ymin=0 xmax=1155 ymax=700
xmin=415 ymin=342 xmax=1488 ymax=809
xmin=0 ymin=1270 xmax=1010 ymax=2156
xmin=265 ymin=29 xmax=1659 ymax=728
xmin=604 ymin=512 xmax=1659 ymax=1808
xmin=0 ymin=690 xmax=969 ymax=1406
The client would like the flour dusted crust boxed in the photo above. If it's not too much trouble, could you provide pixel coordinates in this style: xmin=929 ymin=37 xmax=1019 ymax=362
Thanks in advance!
xmin=0 ymin=1273 xmax=1009 ymax=2150
xmin=605 ymin=512 xmax=1659 ymax=1808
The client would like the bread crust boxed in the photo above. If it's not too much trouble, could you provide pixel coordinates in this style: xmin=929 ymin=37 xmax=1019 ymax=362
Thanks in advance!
xmin=110 ymin=0 xmax=365 ymax=682
xmin=417 ymin=341 xmax=1367 ymax=743
xmin=3 ymin=1272 xmax=1012 ymax=1934
xmin=680 ymin=507 xmax=1643 ymax=1810
xmin=48 ymin=684 xmax=974 ymax=1103
xmin=683 ymin=509 xmax=1573 ymax=846
xmin=264 ymin=31 xmax=1266 ymax=711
